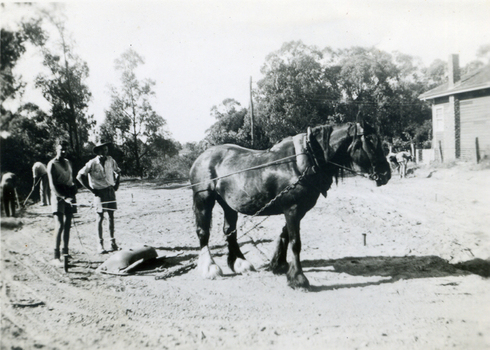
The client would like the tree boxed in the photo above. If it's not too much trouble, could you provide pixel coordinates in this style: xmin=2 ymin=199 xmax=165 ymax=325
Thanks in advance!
xmin=1 ymin=16 xmax=46 ymax=114
xmin=204 ymin=99 xmax=251 ymax=146
xmin=476 ymin=44 xmax=490 ymax=63
xmin=0 ymin=8 xmax=57 ymax=197
xmin=102 ymin=48 xmax=172 ymax=177
xmin=255 ymin=41 xmax=339 ymax=143
xmin=423 ymin=59 xmax=446 ymax=89
xmin=34 ymin=6 xmax=93 ymax=164
xmin=1 ymin=103 xmax=67 ymax=196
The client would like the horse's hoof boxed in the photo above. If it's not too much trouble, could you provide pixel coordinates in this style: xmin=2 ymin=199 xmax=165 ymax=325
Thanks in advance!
xmin=202 ymin=263 xmax=223 ymax=279
xmin=198 ymin=246 xmax=223 ymax=279
xmin=234 ymin=258 xmax=256 ymax=274
xmin=269 ymin=262 xmax=289 ymax=275
xmin=287 ymin=274 xmax=310 ymax=291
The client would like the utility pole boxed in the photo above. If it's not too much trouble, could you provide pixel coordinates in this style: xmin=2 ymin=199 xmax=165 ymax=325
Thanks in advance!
xmin=249 ymin=76 xmax=255 ymax=148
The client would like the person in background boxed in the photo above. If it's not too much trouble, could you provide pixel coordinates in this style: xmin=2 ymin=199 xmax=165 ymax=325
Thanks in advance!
xmin=76 ymin=141 xmax=121 ymax=254
xmin=395 ymin=151 xmax=412 ymax=179
xmin=386 ymin=152 xmax=398 ymax=172
xmin=32 ymin=162 xmax=51 ymax=206
xmin=1 ymin=172 xmax=18 ymax=217
xmin=47 ymin=140 xmax=77 ymax=266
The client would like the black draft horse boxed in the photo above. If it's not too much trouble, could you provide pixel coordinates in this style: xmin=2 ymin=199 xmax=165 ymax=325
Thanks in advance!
xmin=189 ymin=122 xmax=391 ymax=289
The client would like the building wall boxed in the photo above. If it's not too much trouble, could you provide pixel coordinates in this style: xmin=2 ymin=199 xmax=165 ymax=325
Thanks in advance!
xmin=432 ymin=99 xmax=456 ymax=162
xmin=460 ymin=95 xmax=490 ymax=161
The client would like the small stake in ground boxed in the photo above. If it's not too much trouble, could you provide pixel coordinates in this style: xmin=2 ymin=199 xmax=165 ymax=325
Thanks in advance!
xmin=363 ymin=233 xmax=367 ymax=246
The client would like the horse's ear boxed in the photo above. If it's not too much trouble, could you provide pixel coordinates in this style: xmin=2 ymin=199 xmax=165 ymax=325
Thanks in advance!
xmin=307 ymin=127 xmax=313 ymax=142
xmin=356 ymin=108 xmax=366 ymax=132
xmin=316 ymin=125 xmax=332 ymax=160
xmin=357 ymin=122 xmax=365 ymax=136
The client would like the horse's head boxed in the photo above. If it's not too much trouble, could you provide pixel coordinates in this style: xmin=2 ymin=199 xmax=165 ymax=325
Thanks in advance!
xmin=306 ymin=122 xmax=390 ymax=186
xmin=346 ymin=122 xmax=391 ymax=186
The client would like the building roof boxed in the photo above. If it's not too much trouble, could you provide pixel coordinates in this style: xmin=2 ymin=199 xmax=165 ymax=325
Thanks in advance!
xmin=419 ymin=64 xmax=490 ymax=100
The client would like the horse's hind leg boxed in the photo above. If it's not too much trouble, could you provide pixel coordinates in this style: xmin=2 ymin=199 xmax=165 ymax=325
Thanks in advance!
xmin=194 ymin=191 xmax=223 ymax=279
xmin=269 ymin=225 xmax=289 ymax=274
xmin=217 ymin=197 xmax=255 ymax=274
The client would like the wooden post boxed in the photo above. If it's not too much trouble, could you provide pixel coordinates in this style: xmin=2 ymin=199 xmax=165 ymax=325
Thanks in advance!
xmin=475 ymin=137 xmax=481 ymax=164
xmin=438 ymin=140 xmax=444 ymax=163
xmin=249 ymin=76 xmax=255 ymax=148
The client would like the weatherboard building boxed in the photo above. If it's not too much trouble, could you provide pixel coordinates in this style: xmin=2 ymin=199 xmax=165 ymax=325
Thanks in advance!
xmin=419 ymin=54 xmax=490 ymax=163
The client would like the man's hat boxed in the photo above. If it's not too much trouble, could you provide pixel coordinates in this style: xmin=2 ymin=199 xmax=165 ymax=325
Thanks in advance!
xmin=93 ymin=141 xmax=112 ymax=154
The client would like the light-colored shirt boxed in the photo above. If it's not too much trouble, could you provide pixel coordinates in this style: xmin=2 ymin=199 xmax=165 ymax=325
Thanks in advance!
xmin=32 ymin=162 xmax=48 ymax=178
xmin=77 ymin=156 xmax=120 ymax=190
xmin=1 ymin=172 xmax=16 ymax=188
xmin=396 ymin=151 xmax=411 ymax=163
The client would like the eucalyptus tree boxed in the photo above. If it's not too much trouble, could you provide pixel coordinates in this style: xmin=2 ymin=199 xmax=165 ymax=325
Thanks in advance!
xmin=204 ymin=98 xmax=250 ymax=146
xmin=102 ymin=48 xmax=169 ymax=177
xmin=255 ymin=41 xmax=340 ymax=142
xmin=34 ymin=6 xmax=93 ymax=162
xmin=329 ymin=47 xmax=431 ymax=142
xmin=0 ymin=11 xmax=56 ymax=195
xmin=1 ymin=16 xmax=46 ymax=117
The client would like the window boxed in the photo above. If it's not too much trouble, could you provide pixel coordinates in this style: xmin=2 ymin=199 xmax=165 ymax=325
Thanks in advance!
xmin=435 ymin=107 xmax=444 ymax=132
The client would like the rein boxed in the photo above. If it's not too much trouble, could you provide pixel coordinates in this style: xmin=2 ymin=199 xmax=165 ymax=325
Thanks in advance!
xmin=175 ymin=134 xmax=379 ymax=192
xmin=325 ymin=160 xmax=377 ymax=180
xmin=176 ymin=154 xmax=300 ymax=191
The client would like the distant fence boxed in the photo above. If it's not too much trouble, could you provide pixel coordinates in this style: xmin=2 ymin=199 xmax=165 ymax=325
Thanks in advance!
xmin=415 ymin=137 xmax=487 ymax=165
xmin=416 ymin=148 xmax=435 ymax=165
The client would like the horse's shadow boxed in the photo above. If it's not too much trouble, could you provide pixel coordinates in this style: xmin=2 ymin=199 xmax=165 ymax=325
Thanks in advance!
xmin=118 ymin=248 xmax=490 ymax=289
xmin=301 ymin=256 xmax=490 ymax=292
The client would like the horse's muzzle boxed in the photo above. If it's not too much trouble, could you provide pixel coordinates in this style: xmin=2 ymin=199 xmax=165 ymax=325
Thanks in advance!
xmin=373 ymin=171 xmax=391 ymax=186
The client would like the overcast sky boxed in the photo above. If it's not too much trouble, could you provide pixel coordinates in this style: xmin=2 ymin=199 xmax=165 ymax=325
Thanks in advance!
xmin=4 ymin=0 xmax=490 ymax=143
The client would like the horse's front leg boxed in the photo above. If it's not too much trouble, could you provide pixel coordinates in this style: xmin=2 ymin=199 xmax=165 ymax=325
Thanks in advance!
xmin=269 ymin=225 xmax=289 ymax=274
xmin=194 ymin=192 xmax=222 ymax=279
xmin=285 ymin=210 xmax=310 ymax=290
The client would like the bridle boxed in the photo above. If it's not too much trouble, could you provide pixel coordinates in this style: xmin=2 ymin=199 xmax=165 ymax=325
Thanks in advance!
xmin=306 ymin=123 xmax=386 ymax=181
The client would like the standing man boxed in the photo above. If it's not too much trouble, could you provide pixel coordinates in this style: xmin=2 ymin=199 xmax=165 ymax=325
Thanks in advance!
xmin=77 ymin=141 xmax=121 ymax=254
xmin=32 ymin=162 xmax=51 ymax=206
xmin=1 ymin=172 xmax=18 ymax=217
xmin=47 ymin=140 xmax=77 ymax=266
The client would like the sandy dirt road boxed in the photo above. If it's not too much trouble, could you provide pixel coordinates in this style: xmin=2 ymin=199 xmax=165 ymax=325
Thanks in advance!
xmin=2 ymin=163 xmax=490 ymax=350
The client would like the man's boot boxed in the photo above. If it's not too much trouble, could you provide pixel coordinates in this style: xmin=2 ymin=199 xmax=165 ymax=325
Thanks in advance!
xmin=98 ymin=240 xmax=106 ymax=254
xmin=110 ymin=238 xmax=119 ymax=251
xmin=62 ymin=247 xmax=72 ymax=258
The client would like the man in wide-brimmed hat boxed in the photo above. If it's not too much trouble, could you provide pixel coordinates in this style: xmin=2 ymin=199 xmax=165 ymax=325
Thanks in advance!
xmin=77 ymin=140 xmax=121 ymax=254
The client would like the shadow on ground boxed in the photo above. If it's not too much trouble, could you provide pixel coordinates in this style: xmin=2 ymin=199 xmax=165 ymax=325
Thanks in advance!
xmin=93 ymin=252 xmax=490 ymax=289
xmin=301 ymin=255 xmax=490 ymax=292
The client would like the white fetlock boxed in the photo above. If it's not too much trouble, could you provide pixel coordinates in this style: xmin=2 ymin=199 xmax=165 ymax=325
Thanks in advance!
xmin=198 ymin=246 xmax=223 ymax=279
xmin=50 ymin=259 xmax=64 ymax=267
xmin=234 ymin=258 xmax=256 ymax=274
